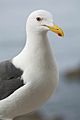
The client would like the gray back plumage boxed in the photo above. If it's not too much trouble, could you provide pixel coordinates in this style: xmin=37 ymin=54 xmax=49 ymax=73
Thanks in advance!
xmin=0 ymin=60 xmax=24 ymax=100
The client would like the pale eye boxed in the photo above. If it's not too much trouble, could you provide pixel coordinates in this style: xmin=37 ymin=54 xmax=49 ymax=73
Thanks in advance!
xmin=36 ymin=17 xmax=42 ymax=21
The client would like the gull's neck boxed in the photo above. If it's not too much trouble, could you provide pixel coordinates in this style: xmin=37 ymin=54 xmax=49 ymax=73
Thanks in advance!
xmin=12 ymin=30 xmax=53 ymax=71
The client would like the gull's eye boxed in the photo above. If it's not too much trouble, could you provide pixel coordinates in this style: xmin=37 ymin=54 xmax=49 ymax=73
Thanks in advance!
xmin=36 ymin=17 xmax=42 ymax=21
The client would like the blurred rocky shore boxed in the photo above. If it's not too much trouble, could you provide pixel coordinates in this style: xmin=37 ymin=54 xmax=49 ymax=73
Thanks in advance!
xmin=64 ymin=65 xmax=80 ymax=80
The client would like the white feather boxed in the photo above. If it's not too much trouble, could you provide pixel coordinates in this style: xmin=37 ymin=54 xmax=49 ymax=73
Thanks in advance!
xmin=0 ymin=10 xmax=59 ymax=120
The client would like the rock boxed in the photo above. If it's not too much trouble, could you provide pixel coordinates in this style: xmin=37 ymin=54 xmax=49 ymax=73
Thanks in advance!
xmin=64 ymin=66 xmax=80 ymax=79
xmin=52 ymin=116 xmax=64 ymax=120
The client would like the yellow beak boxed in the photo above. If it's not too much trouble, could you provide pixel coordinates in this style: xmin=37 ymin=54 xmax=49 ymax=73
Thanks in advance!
xmin=47 ymin=24 xmax=64 ymax=37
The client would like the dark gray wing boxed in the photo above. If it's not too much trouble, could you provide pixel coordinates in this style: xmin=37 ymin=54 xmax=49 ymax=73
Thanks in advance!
xmin=0 ymin=60 xmax=24 ymax=100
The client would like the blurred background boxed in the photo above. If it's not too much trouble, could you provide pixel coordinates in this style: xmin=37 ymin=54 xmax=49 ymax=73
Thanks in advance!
xmin=0 ymin=0 xmax=80 ymax=120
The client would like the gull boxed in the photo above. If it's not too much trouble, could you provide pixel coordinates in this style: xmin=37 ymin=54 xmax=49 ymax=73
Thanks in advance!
xmin=0 ymin=10 xmax=64 ymax=120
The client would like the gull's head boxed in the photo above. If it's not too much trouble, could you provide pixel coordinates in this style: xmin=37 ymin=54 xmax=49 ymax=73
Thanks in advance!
xmin=26 ymin=10 xmax=64 ymax=37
